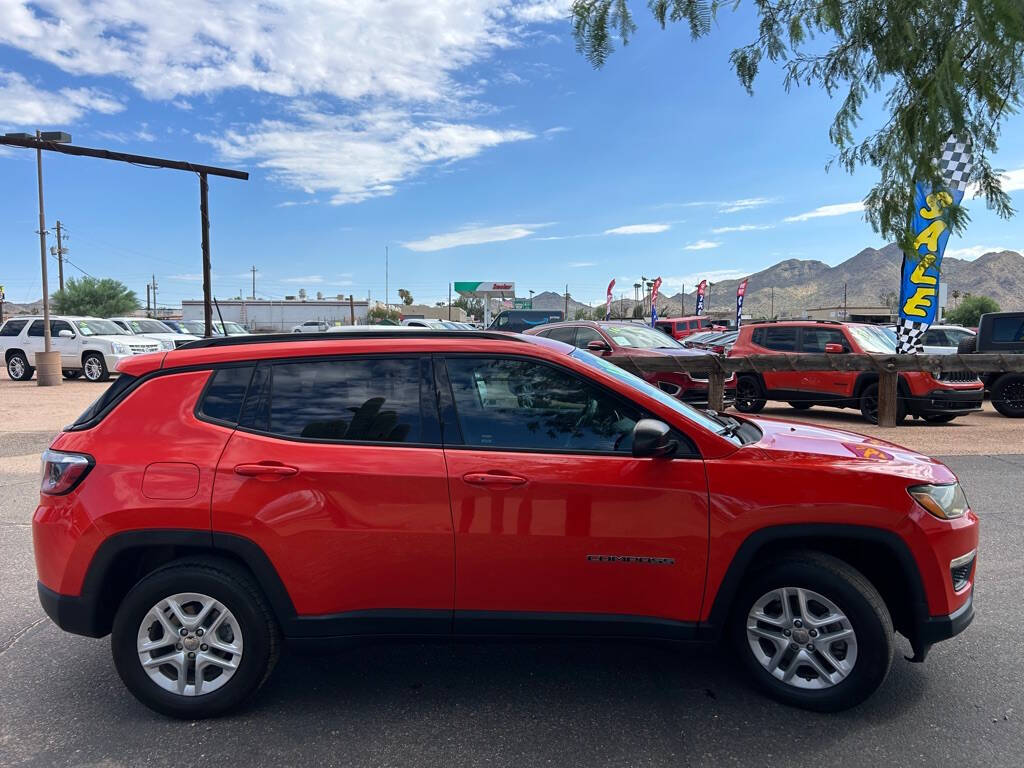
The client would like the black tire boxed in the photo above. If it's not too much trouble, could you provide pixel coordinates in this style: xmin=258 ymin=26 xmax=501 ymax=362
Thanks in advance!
xmin=922 ymin=414 xmax=957 ymax=424
xmin=732 ymin=551 xmax=894 ymax=712
xmin=859 ymin=382 xmax=906 ymax=425
xmin=991 ymin=374 xmax=1024 ymax=418
xmin=956 ymin=336 xmax=977 ymax=355
xmin=735 ymin=375 xmax=766 ymax=414
xmin=111 ymin=559 xmax=280 ymax=719
xmin=63 ymin=370 xmax=82 ymax=380
xmin=788 ymin=402 xmax=813 ymax=410
xmin=82 ymin=352 xmax=110 ymax=382
xmin=6 ymin=351 xmax=34 ymax=381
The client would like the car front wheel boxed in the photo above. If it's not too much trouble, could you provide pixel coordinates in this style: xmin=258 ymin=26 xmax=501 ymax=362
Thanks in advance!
xmin=82 ymin=353 xmax=110 ymax=382
xmin=991 ymin=374 xmax=1024 ymax=418
xmin=733 ymin=552 xmax=894 ymax=712
xmin=859 ymin=382 xmax=906 ymax=424
xmin=111 ymin=560 xmax=280 ymax=718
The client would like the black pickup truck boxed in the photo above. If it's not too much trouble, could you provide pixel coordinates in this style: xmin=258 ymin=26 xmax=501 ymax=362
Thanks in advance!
xmin=958 ymin=312 xmax=1024 ymax=417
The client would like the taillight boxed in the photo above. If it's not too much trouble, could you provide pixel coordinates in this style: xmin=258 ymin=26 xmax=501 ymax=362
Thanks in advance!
xmin=40 ymin=449 xmax=93 ymax=495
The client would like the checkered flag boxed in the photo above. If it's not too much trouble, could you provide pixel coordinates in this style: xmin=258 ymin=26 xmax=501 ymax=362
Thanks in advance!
xmin=894 ymin=317 xmax=927 ymax=354
xmin=939 ymin=136 xmax=973 ymax=194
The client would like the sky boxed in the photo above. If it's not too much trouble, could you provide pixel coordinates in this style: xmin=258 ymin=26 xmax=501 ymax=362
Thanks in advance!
xmin=1 ymin=0 xmax=1023 ymax=310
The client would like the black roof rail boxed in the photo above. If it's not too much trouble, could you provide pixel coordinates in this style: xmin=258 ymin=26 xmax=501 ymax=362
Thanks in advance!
xmin=746 ymin=319 xmax=846 ymax=326
xmin=178 ymin=329 xmax=527 ymax=350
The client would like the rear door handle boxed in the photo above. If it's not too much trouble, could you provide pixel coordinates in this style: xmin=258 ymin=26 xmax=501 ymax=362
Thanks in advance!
xmin=462 ymin=472 xmax=528 ymax=486
xmin=234 ymin=463 xmax=299 ymax=479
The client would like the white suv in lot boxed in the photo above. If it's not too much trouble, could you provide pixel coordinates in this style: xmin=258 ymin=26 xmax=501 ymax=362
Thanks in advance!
xmin=108 ymin=317 xmax=199 ymax=349
xmin=0 ymin=316 xmax=161 ymax=382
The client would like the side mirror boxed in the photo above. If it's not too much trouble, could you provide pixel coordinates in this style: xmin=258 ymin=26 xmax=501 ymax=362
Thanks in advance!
xmin=586 ymin=339 xmax=611 ymax=352
xmin=824 ymin=343 xmax=846 ymax=354
xmin=632 ymin=419 xmax=678 ymax=459
xmin=58 ymin=329 xmax=74 ymax=339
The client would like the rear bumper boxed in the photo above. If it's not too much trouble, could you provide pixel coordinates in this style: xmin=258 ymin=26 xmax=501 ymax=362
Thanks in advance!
xmin=906 ymin=388 xmax=983 ymax=416
xmin=916 ymin=591 xmax=974 ymax=646
xmin=37 ymin=581 xmax=106 ymax=638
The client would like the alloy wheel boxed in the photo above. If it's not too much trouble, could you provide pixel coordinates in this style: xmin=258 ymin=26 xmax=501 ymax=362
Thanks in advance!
xmin=746 ymin=586 xmax=858 ymax=690
xmin=136 ymin=592 xmax=244 ymax=697
xmin=83 ymin=357 xmax=103 ymax=381
xmin=8 ymin=356 xmax=25 ymax=379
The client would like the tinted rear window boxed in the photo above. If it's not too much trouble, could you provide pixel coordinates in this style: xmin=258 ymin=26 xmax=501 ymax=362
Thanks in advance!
xmin=198 ymin=366 xmax=255 ymax=425
xmin=70 ymin=374 xmax=139 ymax=429
xmin=0 ymin=319 xmax=28 ymax=336
xmin=991 ymin=316 xmax=1024 ymax=343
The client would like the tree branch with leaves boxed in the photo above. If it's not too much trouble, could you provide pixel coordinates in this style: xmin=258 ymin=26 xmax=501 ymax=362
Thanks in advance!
xmin=571 ymin=0 xmax=1024 ymax=248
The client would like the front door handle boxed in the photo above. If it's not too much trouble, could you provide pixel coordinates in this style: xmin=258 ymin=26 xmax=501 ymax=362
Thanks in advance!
xmin=463 ymin=472 xmax=528 ymax=487
xmin=234 ymin=463 xmax=299 ymax=479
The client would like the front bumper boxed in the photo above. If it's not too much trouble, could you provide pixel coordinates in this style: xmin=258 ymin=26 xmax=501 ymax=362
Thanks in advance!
xmin=906 ymin=388 xmax=984 ymax=416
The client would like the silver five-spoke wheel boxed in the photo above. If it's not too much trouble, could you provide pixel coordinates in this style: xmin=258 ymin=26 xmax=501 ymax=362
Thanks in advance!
xmin=8 ymin=356 xmax=25 ymax=379
xmin=137 ymin=592 xmax=243 ymax=697
xmin=83 ymin=356 xmax=104 ymax=381
xmin=746 ymin=586 xmax=857 ymax=690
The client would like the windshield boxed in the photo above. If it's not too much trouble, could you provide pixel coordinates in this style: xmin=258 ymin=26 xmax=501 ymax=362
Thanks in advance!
xmin=602 ymin=324 xmax=683 ymax=349
xmin=76 ymin=319 xmax=125 ymax=337
xmin=179 ymin=321 xmax=209 ymax=335
xmin=127 ymin=319 xmax=172 ymax=334
xmin=849 ymin=325 xmax=898 ymax=353
xmin=570 ymin=348 xmax=742 ymax=443
xmin=215 ymin=322 xmax=247 ymax=335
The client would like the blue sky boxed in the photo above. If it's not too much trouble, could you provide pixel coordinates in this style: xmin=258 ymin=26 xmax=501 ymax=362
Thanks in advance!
xmin=1 ymin=0 xmax=1023 ymax=310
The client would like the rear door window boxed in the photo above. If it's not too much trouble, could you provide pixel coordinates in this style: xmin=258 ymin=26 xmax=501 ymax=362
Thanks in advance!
xmin=543 ymin=326 xmax=577 ymax=345
xmin=921 ymin=329 xmax=948 ymax=346
xmin=0 ymin=319 xmax=28 ymax=336
xmin=27 ymin=320 xmax=46 ymax=337
xmin=760 ymin=327 xmax=798 ymax=351
xmin=258 ymin=357 xmax=439 ymax=444
xmin=800 ymin=328 xmax=848 ymax=352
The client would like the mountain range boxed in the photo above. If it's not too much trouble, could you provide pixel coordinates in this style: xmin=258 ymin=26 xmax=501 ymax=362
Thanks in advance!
xmin=534 ymin=245 xmax=1024 ymax=319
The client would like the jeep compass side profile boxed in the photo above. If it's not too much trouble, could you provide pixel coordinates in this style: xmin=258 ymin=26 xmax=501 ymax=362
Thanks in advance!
xmin=34 ymin=331 xmax=976 ymax=718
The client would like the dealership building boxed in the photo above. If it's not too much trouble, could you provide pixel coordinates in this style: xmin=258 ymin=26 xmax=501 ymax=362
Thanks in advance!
xmin=181 ymin=296 xmax=371 ymax=332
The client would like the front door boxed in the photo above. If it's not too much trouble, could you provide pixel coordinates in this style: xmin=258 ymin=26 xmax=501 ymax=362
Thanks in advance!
xmin=210 ymin=356 xmax=454 ymax=635
xmin=49 ymin=319 xmax=79 ymax=368
xmin=440 ymin=355 xmax=709 ymax=636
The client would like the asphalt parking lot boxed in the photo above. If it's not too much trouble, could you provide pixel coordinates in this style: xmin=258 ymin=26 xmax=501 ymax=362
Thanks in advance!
xmin=1 ymin=380 xmax=1022 ymax=767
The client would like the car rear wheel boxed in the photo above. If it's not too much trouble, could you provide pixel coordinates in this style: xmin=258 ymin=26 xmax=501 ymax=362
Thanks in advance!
xmin=82 ymin=353 xmax=110 ymax=382
xmin=111 ymin=560 xmax=280 ymax=719
xmin=62 ymin=369 xmax=82 ymax=380
xmin=735 ymin=375 xmax=766 ymax=413
xmin=733 ymin=552 xmax=894 ymax=712
xmin=991 ymin=374 xmax=1024 ymax=418
xmin=859 ymin=382 xmax=906 ymax=424
xmin=6 ymin=351 xmax=34 ymax=381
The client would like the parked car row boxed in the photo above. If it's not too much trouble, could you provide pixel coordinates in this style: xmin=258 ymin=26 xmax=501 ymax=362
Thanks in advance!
xmin=0 ymin=314 xmax=250 ymax=382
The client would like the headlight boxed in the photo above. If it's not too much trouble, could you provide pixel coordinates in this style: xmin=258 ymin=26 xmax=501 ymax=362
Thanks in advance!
xmin=909 ymin=483 xmax=969 ymax=520
xmin=112 ymin=343 xmax=128 ymax=355
xmin=161 ymin=339 xmax=175 ymax=350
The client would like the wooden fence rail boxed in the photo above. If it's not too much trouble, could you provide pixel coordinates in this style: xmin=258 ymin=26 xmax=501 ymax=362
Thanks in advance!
xmin=608 ymin=353 xmax=1024 ymax=427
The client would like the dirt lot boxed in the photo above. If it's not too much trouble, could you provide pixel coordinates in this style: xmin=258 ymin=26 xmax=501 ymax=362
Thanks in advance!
xmin=1 ymin=377 xmax=1020 ymax=467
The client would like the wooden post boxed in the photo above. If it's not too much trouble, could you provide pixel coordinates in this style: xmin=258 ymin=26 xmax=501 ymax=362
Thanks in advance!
xmin=707 ymin=369 xmax=726 ymax=412
xmin=877 ymin=369 xmax=899 ymax=427
xmin=349 ymin=294 xmax=356 ymax=325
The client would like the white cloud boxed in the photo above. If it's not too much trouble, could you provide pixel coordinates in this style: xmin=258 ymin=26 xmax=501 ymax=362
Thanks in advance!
xmin=0 ymin=70 xmax=123 ymax=126
xmin=204 ymin=107 xmax=534 ymax=204
xmin=784 ymin=201 xmax=864 ymax=223
xmin=944 ymin=245 xmax=1016 ymax=261
xmin=719 ymin=197 xmax=778 ymax=213
xmin=683 ymin=240 xmax=721 ymax=251
xmin=604 ymin=223 xmax=671 ymax=235
xmin=710 ymin=224 xmax=774 ymax=234
xmin=510 ymin=1 xmax=572 ymax=22
xmin=971 ymin=167 xmax=1024 ymax=197
xmin=403 ymin=222 xmax=544 ymax=252
xmin=281 ymin=275 xmax=324 ymax=284
xmin=568 ymin=261 xmax=596 ymax=268
xmin=276 ymin=199 xmax=320 ymax=208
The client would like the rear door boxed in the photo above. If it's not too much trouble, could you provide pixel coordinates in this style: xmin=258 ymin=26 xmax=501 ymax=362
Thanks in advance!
xmin=440 ymin=354 xmax=709 ymax=635
xmin=211 ymin=355 xmax=454 ymax=633
xmin=755 ymin=327 xmax=801 ymax=393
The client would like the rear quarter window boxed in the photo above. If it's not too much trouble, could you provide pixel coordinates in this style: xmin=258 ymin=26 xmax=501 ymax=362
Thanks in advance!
xmin=0 ymin=319 xmax=28 ymax=337
xmin=198 ymin=366 xmax=255 ymax=425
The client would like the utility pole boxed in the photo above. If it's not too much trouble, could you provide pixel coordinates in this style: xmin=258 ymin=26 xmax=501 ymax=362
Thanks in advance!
xmin=34 ymin=129 xmax=58 ymax=385
xmin=771 ymin=286 xmax=775 ymax=320
xmin=564 ymin=284 xmax=569 ymax=318
xmin=448 ymin=283 xmax=452 ymax=320
xmin=843 ymin=282 xmax=848 ymax=320
xmin=251 ymin=265 xmax=257 ymax=299
xmin=146 ymin=284 xmax=151 ymax=316
xmin=53 ymin=220 xmax=66 ymax=293
xmin=151 ymin=274 xmax=158 ymax=318
xmin=385 ymin=246 xmax=389 ymax=315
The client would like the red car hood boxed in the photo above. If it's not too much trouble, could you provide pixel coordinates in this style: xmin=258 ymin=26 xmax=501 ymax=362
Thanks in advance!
xmin=747 ymin=416 xmax=956 ymax=484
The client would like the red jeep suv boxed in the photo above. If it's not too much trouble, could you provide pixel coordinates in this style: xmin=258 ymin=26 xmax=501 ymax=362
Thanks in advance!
xmin=729 ymin=321 xmax=985 ymax=424
xmin=34 ymin=330 xmax=977 ymax=718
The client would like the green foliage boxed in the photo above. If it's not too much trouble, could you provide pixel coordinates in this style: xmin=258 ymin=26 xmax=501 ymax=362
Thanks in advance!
xmin=366 ymin=306 xmax=401 ymax=324
xmin=571 ymin=0 xmax=1024 ymax=247
xmin=452 ymin=296 xmax=484 ymax=320
xmin=945 ymin=294 xmax=1000 ymax=326
xmin=397 ymin=288 xmax=414 ymax=306
xmin=51 ymin=277 xmax=138 ymax=317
